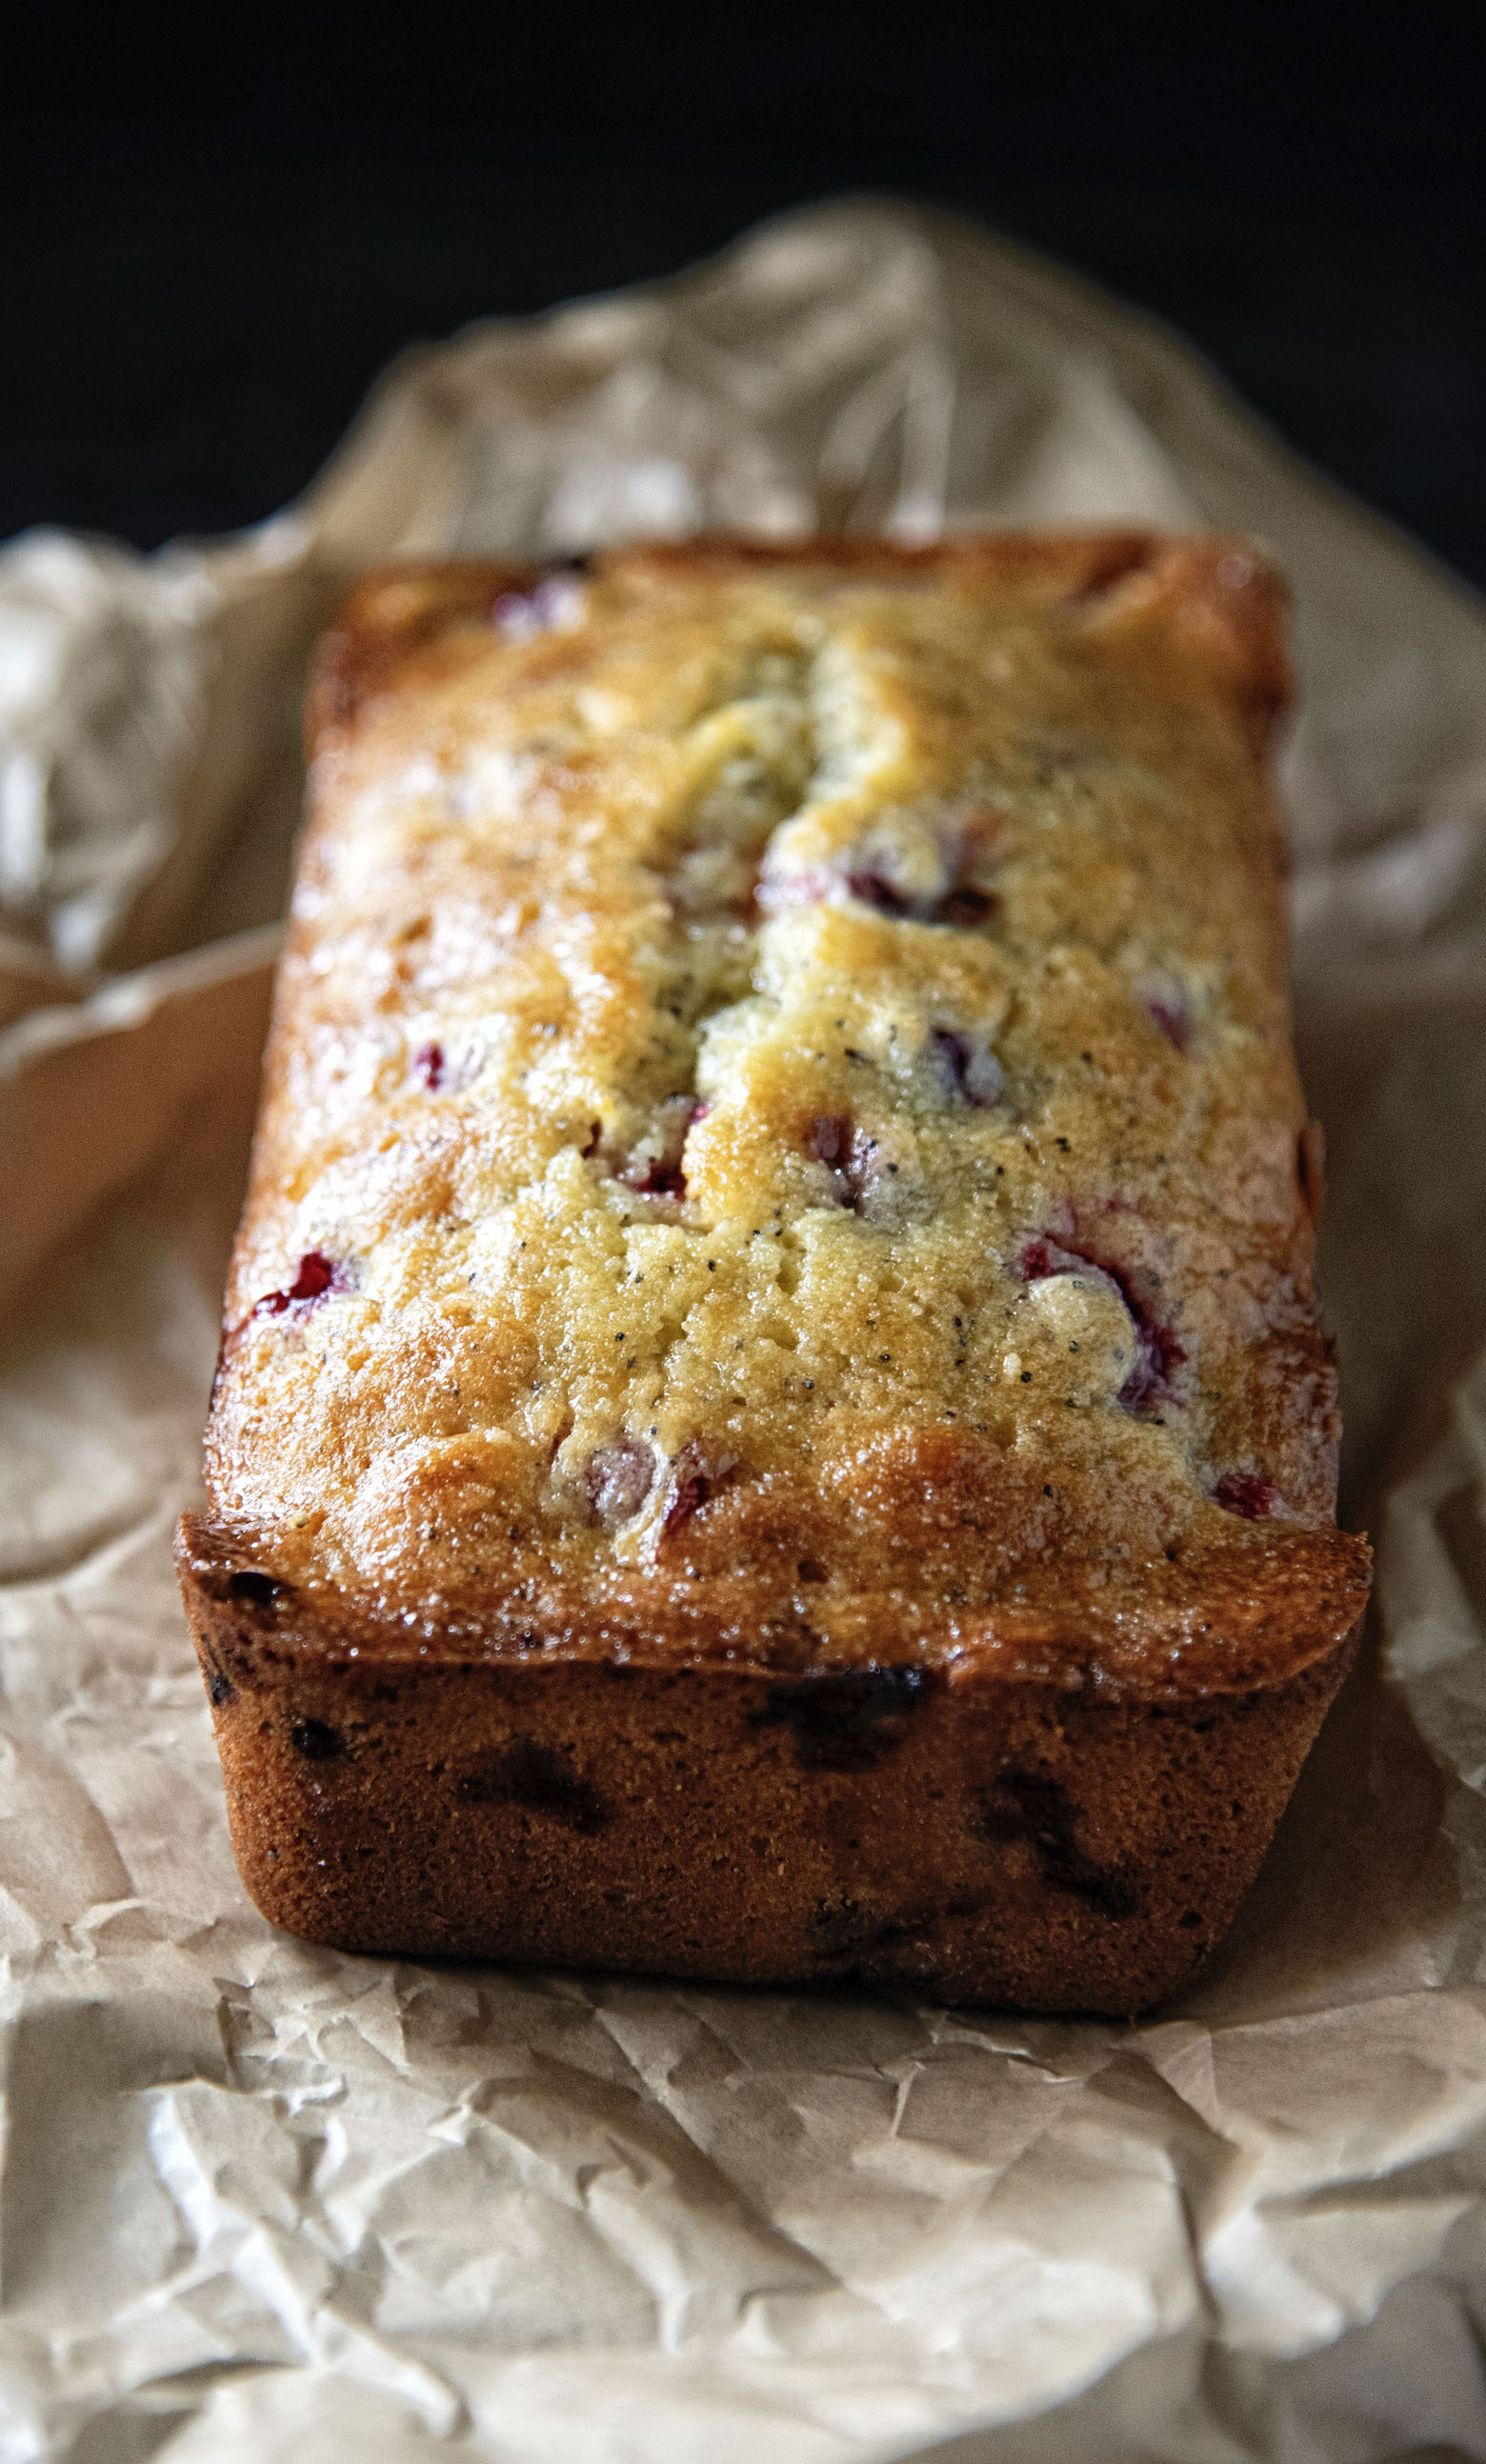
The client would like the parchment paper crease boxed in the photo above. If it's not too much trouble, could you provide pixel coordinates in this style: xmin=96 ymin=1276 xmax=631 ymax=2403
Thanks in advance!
xmin=2 ymin=200 xmax=1484 ymax=2464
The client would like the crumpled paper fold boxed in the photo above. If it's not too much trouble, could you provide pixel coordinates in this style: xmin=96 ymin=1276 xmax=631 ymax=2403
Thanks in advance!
xmin=2 ymin=199 xmax=1485 ymax=2463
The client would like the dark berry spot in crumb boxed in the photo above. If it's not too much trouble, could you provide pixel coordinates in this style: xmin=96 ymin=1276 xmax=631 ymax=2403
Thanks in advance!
xmin=810 ymin=1897 xmax=874 ymax=1957
xmin=976 ymin=1770 xmax=1138 ymax=1915
xmin=753 ymin=1665 xmax=931 ymax=1771
xmin=227 ymin=1569 xmax=282 ymax=1607
xmin=291 ymin=1718 xmax=344 ymax=1761
xmin=205 ymin=1662 xmax=234 ymax=1706
xmin=1214 ymin=1472 xmax=1278 ymax=1519
xmin=938 ymin=884 xmax=997 ymax=927
xmin=796 ymin=1557 xmax=828 ymax=1584
xmin=457 ymin=1738 xmax=607 ymax=1832
xmin=413 ymin=1040 xmax=445 ymax=1091
xmin=581 ymin=1121 xmax=603 ymax=1158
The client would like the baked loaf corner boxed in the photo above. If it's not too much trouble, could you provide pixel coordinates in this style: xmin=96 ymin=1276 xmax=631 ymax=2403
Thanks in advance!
xmin=179 ymin=531 xmax=1370 ymax=2013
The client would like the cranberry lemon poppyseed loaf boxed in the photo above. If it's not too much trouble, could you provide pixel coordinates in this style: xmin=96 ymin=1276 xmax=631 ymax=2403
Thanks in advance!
xmin=176 ymin=534 xmax=1371 ymax=2014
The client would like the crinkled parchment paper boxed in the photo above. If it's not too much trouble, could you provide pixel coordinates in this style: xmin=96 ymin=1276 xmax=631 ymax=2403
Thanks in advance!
xmin=3 ymin=200 xmax=1486 ymax=2464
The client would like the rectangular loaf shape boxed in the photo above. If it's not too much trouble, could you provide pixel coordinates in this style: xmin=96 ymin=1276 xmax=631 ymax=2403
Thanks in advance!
xmin=177 ymin=533 xmax=1371 ymax=2013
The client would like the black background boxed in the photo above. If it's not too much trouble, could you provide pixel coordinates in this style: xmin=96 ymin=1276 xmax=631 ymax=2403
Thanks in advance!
xmin=5 ymin=3 xmax=1485 ymax=582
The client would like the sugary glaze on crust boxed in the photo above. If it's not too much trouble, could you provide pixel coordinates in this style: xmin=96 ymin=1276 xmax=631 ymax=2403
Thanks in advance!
xmin=201 ymin=534 xmax=1369 ymax=1696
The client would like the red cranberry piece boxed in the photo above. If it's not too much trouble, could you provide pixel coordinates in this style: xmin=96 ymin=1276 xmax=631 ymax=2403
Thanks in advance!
xmin=414 ymin=1040 xmax=445 ymax=1091
xmin=844 ymin=867 xmax=993 ymax=927
xmin=759 ymin=862 xmax=923 ymax=922
xmin=933 ymin=1028 xmax=1003 ymax=1108
xmin=621 ymin=1096 xmax=700 ymax=1201
xmin=936 ymin=807 xmax=1002 ymax=926
xmin=257 ymin=1250 xmax=340 ymax=1317
xmin=810 ymin=1115 xmax=849 ymax=1168
xmin=1115 ymin=1328 xmax=1178 ymax=1412
xmin=226 ymin=1250 xmax=345 ymax=1349
xmin=1214 ymin=1472 xmax=1278 ymax=1519
xmin=807 ymin=1115 xmax=877 ymax=1212
xmin=285 ymin=1252 xmax=335 ymax=1302
xmin=631 ymin=1159 xmax=687 ymax=1199
xmin=759 ymin=820 xmax=998 ymax=932
xmin=1134 ymin=973 xmax=1191 ymax=1052
xmin=661 ymin=1469 xmax=710 ymax=1540
xmin=657 ymin=1442 xmax=736 ymax=1549
xmin=586 ymin=1438 xmax=654 ymax=1529
xmin=1020 ymin=1235 xmax=1185 ymax=1412
xmin=1144 ymin=998 xmax=1190 ymax=1052
xmin=844 ymin=870 xmax=912 ymax=916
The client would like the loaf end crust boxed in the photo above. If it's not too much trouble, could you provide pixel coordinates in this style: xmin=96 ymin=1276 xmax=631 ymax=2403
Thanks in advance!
xmin=178 ymin=1516 xmax=1361 ymax=2013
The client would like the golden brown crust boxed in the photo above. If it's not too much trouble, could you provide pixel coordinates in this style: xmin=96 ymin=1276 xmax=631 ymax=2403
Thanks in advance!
xmin=307 ymin=560 xmax=545 ymax=747
xmin=182 ymin=531 xmax=1369 ymax=2010
xmin=176 ymin=1508 xmax=1363 ymax=1697
xmin=311 ymin=531 xmax=1293 ymax=751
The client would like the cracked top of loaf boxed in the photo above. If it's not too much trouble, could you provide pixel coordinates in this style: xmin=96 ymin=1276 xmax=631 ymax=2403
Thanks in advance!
xmin=199 ymin=534 xmax=1370 ymax=1693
